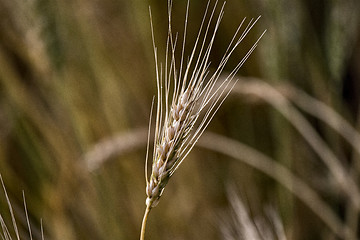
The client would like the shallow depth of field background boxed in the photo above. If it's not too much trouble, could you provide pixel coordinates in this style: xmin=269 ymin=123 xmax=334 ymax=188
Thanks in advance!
xmin=1 ymin=0 xmax=360 ymax=239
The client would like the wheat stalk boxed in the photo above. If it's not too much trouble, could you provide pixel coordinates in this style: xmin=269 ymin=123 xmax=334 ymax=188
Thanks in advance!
xmin=140 ymin=1 xmax=265 ymax=239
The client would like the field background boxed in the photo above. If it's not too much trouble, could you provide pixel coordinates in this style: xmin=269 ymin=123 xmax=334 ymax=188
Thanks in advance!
xmin=1 ymin=0 xmax=360 ymax=239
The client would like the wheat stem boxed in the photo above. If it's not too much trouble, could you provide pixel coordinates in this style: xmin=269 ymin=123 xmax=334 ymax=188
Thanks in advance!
xmin=140 ymin=205 xmax=151 ymax=240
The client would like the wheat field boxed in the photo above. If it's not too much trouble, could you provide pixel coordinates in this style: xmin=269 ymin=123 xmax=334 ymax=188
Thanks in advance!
xmin=0 ymin=0 xmax=360 ymax=239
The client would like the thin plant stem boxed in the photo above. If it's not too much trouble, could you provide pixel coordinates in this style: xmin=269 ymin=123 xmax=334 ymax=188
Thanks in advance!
xmin=232 ymin=79 xmax=360 ymax=209
xmin=140 ymin=205 xmax=151 ymax=240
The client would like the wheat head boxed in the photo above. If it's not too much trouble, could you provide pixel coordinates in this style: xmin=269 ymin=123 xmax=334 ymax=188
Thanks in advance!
xmin=144 ymin=0 xmax=264 ymax=210
xmin=141 ymin=1 xmax=264 ymax=238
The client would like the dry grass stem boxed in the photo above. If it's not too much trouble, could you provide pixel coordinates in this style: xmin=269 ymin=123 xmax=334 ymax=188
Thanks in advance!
xmin=282 ymin=85 xmax=360 ymax=165
xmin=199 ymin=132 xmax=354 ymax=239
xmin=232 ymin=78 xmax=360 ymax=210
xmin=83 ymin=128 xmax=148 ymax=171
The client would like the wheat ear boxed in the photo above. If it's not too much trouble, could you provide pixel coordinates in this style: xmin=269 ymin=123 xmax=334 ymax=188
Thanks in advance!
xmin=140 ymin=1 xmax=265 ymax=239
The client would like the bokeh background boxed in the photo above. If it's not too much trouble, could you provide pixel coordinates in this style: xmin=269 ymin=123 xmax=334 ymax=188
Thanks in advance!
xmin=1 ymin=0 xmax=360 ymax=239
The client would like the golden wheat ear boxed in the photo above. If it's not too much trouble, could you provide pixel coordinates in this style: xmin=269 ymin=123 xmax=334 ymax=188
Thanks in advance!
xmin=145 ymin=0 xmax=265 ymax=211
xmin=141 ymin=1 xmax=265 ymax=239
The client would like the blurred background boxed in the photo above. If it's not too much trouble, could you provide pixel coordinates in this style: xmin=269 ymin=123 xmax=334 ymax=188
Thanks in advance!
xmin=0 ymin=0 xmax=360 ymax=239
